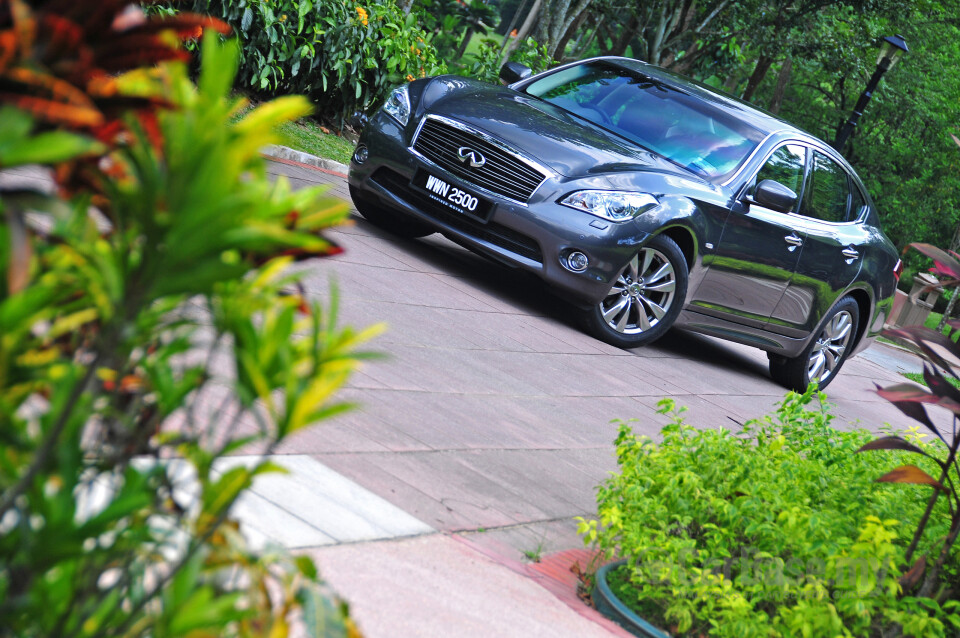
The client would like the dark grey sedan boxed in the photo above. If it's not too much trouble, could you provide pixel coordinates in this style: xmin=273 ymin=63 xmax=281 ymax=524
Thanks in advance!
xmin=348 ymin=57 xmax=901 ymax=391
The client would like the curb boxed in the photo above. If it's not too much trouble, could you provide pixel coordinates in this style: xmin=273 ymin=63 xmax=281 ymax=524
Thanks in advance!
xmin=262 ymin=144 xmax=350 ymax=177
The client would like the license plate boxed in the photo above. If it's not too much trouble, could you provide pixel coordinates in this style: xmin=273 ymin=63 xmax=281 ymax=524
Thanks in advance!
xmin=411 ymin=170 xmax=492 ymax=221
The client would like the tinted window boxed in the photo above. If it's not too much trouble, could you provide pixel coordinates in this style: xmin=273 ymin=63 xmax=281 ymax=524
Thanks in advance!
xmin=755 ymin=144 xmax=806 ymax=198
xmin=800 ymin=152 xmax=849 ymax=223
xmin=849 ymin=184 xmax=865 ymax=220
xmin=524 ymin=62 xmax=764 ymax=180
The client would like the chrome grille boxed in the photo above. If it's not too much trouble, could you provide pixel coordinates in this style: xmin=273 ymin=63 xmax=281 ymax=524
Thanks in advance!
xmin=413 ymin=118 xmax=547 ymax=202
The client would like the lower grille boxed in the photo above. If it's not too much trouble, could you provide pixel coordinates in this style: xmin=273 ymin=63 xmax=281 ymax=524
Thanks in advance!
xmin=371 ymin=168 xmax=543 ymax=264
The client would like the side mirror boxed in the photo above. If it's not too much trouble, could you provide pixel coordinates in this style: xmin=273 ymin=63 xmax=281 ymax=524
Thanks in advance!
xmin=751 ymin=179 xmax=798 ymax=213
xmin=499 ymin=61 xmax=532 ymax=85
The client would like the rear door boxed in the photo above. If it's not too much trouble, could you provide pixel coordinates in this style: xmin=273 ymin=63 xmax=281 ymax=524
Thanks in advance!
xmin=766 ymin=150 xmax=866 ymax=335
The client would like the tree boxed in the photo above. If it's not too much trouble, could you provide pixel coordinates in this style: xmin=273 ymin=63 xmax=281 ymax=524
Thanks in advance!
xmin=532 ymin=0 xmax=595 ymax=58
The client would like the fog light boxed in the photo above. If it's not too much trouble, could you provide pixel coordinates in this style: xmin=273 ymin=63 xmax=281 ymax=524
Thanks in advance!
xmin=353 ymin=145 xmax=369 ymax=164
xmin=567 ymin=251 xmax=589 ymax=272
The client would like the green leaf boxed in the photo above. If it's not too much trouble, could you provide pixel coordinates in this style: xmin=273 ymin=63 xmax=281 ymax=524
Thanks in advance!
xmin=241 ymin=6 xmax=253 ymax=31
xmin=0 ymin=131 xmax=105 ymax=168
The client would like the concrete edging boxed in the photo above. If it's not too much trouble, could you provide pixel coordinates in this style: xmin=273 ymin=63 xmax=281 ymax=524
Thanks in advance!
xmin=262 ymin=144 xmax=349 ymax=176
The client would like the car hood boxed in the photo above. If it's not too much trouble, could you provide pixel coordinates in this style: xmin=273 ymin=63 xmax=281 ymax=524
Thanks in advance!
xmin=419 ymin=76 xmax=688 ymax=181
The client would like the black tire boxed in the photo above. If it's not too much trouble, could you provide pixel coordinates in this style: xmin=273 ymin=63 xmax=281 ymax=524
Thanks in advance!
xmin=349 ymin=185 xmax=435 ymax=238
xmin=583 ymin=234 xmax=688 ymax=349
xmin=768 ymin=297 xmax=860 ymax=392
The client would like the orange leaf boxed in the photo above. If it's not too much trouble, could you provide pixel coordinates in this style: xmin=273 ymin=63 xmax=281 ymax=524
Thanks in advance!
xmin=0 ymin=31 xmax=18 ymax=72
xmin=4 ymin=67 xmax=95 ymax=107
xmin=876 ymin=465 xmax=949 ymax=493
xmin=0 ymin=93 xmax=103 ymax=127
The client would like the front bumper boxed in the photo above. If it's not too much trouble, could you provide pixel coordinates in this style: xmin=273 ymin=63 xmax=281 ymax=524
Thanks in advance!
xmin=349 ymin=111 xmax=651 ymax=306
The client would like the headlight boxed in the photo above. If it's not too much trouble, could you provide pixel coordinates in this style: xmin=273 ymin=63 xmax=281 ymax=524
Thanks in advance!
xmin=560 ymin=190 xmax=660 ymax=222
xmin=383 ymin=85 xmax=411 ymax=127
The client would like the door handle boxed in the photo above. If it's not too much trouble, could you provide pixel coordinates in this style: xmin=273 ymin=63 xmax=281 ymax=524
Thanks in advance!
xmin=842 ymin=247 xmax=860 ymax=261
xmin=784 ymin=233 xmax=803 ymax=251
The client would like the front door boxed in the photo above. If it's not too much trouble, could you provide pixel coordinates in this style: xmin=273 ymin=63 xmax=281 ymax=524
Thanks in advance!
xmin=690 ymin=144 xmax=808 ymax=326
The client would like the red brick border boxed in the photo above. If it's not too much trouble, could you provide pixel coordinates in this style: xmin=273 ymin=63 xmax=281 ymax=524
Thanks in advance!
xmin=261 ymin=153 xmax=348 ymax=179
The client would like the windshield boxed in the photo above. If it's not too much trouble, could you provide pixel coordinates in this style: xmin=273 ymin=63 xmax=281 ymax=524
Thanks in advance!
xmin=524 ymin=62 xmax=764 ymax=180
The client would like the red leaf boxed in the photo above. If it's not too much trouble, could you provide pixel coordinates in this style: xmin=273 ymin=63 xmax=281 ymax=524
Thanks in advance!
xmin=924 ymin=364 xmax=960 ymax=408
xmin=37 ymin=14 xmax=83 ymax=63
xmin=875 ymin=382 xmax=949 ymax=442
xmin=882 ymin=326 xmax=960 ymax=374
xmin=97 ymin=47 xmax=190 ymax=73
xmin=857 ymin=435 xmax=932 ymax=457
xmin=907 ymin=243 xmax=960 ymax=281
xmin=876 ymin=465 xmax=949 ymax=492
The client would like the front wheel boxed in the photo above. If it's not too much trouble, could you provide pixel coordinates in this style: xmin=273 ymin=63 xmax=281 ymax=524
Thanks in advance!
xmin=583 ymin=235 xmax=688 ymax=348
xmin=768 ymin=297 xmax=859 ymax=392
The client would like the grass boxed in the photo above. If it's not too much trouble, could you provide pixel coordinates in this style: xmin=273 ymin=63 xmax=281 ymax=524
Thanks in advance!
xmin=276 ymin=119 xmax=354 ymax=165
xmin=230 ymin=91 xmax=355 ymax=165
xmin=902 ymin=370 xmax=960 ymax=389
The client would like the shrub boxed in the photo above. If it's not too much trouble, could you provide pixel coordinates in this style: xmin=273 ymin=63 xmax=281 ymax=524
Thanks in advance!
xmin=0 ymin=12 xmax=374 ymax=636
xmin=466 ymin=37 xmax=552 ymax=84
xmin=195 ymin=0 xmax=446 ymax=121
xmin=579 ymin=389 xmax=960 ymax=637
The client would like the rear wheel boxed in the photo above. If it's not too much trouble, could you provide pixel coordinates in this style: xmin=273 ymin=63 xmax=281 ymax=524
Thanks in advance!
xmin=768 ymin=297 xmax=859 ymax=392
xmin=583 ymin=234 xmax=688 ymax=348
xmin=349 ymin=185 xmax=435 ymax=238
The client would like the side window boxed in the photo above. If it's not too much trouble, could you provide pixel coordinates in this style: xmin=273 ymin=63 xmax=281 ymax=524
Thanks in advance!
xmin=754 ymin=144 xmax=806 ymax=199
xmin=849 ymin=183 xmax=866 ymax=220
xmin=800 ymin=152 xmax=850 ymax=223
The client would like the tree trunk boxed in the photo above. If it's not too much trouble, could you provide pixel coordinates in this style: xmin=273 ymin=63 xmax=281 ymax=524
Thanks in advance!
xmin=769 ymin=56 xmax=792 ymax=114
xmin=498 ymin=0 xmax=530 ymax=58
xmin=552 ymin=9 xmax=589 ymax=61
xmin=722 ymin=71 xmax=741 ymax=94
xmin=609 ymin=13 xmax=640 ymax=57
xmin=501 ymin=0 xmax=543 ymax=64
xmin=572 ymin=13 xmax=603 ymax=58
xmin=535 ymin=0 xmax=595 ymax=58
xmin=741 ymin=55 xmax=773 ymax=102
xmin=456 ymin=27 xmax=475 ymax=59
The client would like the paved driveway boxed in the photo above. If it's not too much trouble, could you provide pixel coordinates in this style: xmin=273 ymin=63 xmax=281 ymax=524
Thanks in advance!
xmin=269 ymin=158 xmax=933 ymax=557
xmin=3 ymin=158 xmax=938 ymax=637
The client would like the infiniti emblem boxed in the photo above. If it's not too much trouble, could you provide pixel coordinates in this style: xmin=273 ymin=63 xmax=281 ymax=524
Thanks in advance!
xmin=457 ymin=146 xmax=486 ymax=168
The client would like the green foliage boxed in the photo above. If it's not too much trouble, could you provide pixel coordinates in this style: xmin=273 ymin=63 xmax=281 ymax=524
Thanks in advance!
xmin=0 ymin=34 xmax=374 ymax=637
xmin=579 ymin=389 xmax=960 ymax=636
xmin=748 ymin=1 xmax=960 ymax=255
xmin=465 ymin=37 xmax=552 ymax=84
xmin=195 ymin=0 xmax=446 ymax=120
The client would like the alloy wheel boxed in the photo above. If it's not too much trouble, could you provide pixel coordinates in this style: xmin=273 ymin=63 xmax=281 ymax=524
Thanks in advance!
xmin=806 ymin=309 xmax=854 ymax=383
xmin=600 ymin=247 xmax=677 ymax=335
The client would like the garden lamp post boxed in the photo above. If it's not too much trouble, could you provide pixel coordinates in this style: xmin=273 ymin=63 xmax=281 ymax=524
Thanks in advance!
xmin=833 ymin=34 xmax=908 ymax=153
